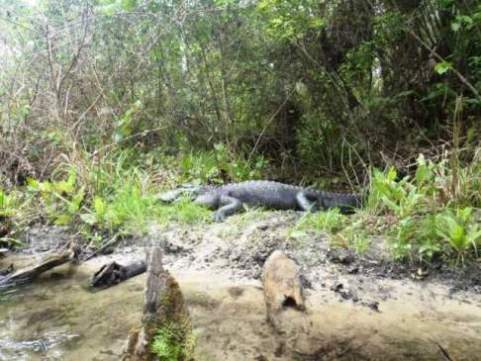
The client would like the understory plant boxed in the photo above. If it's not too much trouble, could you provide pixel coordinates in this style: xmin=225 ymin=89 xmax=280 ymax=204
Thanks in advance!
xmin=367 ymin=154 xmax=481 ymax=264
xmin=179 ymin=143 xmax=267 ymax=184
xmin=151 ymin=323 xmax=196 ymax=361
xmin=0 ymin=188 xmax=30 ymax=247
xmin=25 ymin=150 xmax=211 ymax=246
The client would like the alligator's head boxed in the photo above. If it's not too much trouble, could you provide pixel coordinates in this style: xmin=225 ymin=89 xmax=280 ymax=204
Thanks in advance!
xmin=156 ymin=184 xmax=207 ymax=203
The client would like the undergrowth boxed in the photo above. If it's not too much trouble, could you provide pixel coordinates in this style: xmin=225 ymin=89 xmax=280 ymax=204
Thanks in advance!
xmin=292 ymin=208 xmax=370 ymax=254
xmin=0 ymin=188 xmax=31 ymax=248
xmin=3 ymin=144 xmax=481 ymax=266
xmin=292 ymin=153 xmax=481 ymax=265
xmin=178 ymin=143 xmax=267 ymax=184
xmin=151 ymin=323 xmax=196 ymax=361
xmin=0 ymin=146 xmax=262 ymax=248
xmin=366 ymin=154 xmax=481 ymax=264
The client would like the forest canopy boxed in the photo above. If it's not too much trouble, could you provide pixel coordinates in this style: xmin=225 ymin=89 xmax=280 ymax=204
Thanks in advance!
xmin=1 ymin=0 xmax=480 ymax=185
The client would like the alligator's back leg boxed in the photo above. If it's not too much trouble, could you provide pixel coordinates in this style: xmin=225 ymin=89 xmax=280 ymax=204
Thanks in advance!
xmin=295 ymin=191 xmax=319 ymax=212
xmin=214 ymin=195 xmax=243 ymax=222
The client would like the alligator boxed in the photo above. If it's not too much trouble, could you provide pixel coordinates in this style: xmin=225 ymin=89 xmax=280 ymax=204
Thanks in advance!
xmin=158 ymin=180 xmax=363 ymax=222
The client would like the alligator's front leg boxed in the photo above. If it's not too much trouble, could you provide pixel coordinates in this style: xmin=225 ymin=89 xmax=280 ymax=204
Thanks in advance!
xmin=214 ymin=195 xmax=243 ymax=222
xmin=295 ymin=191 xmax=320 ymax=212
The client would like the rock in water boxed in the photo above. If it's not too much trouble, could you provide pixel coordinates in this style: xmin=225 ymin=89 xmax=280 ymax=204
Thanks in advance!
xmin=262 ymin=250 xmax=305 ymax=330
xmin=123 ymin=247 xmax=193 ymax=361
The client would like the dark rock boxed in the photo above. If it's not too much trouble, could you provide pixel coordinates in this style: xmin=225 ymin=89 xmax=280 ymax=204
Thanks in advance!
xmin=347 ymin=266 xmax=359 ymax=274
xmin=366 ymin=301 xmax=380 ymax=312
xmin=330 ymin=282 xmax=358 ymax=302
xmin=327 ymin=248 xmax=355 ymax=265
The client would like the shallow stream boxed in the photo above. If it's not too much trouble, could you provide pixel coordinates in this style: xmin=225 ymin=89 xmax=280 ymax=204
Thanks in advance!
xmin=1 ymin=219 xmax=481 ymax=360
xmin=1 ymin=259 xmax=481 ymax=361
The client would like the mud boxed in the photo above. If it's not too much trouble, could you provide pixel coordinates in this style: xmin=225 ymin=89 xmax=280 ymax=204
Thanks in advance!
xmin=1 ymin=210 xmax=481 ymax=360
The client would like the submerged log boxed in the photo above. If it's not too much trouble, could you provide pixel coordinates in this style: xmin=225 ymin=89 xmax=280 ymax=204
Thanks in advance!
xmin=0 ymin=245 xmax=78 ymax=288
xmin=123 ymin=247 xmax=193 ymax=361
xmin=262 ymin=250 xmax=306 ymax=328
xmin=90 ymin=260 xmax=147 ymax=289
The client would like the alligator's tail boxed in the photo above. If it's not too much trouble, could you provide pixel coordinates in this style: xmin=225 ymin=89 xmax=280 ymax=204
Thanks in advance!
xmin=320 ymin=192 xmax=364 ymax=213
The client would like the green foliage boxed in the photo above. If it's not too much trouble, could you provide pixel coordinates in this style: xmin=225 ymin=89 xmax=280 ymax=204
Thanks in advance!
xmin=2 ymin=0 xmax=481 ymax=267
xmin=0 ymin=189 xmax=16 ymax=218
xmin=366 ymin=155 xmax=481 ymax=263
xmin=257 ymin=0 xmax=324 ymax=41
xmin=436 ymin=208 xmax=481 ymax=264
xmin=292 ymin=208 xmax=372 ymax=256
xmin=28 ymin=169 xmax=85 ymax=226
xmin=151 ymin=326 xmax=183 ymax=361
xmin=153 ymin=196 xmax=211 ymax=226
xmin=179 ymin=144 xmax=267 ymax=184
xmin=0 ymin=188 xmax=28 ymax=248
xmin=23 ymin=152 xmax=211 ymax=244
xmin=3 ymin=0 xmax=481 ymax=189
xmin=151 ymin=323 xmax=196 ymax=361
xmin=369 ymin=167 xmax=424 ymax=218
xmin=336 ymin=219 xmax=371 ymax=255
xmin=295 ymin=209 xmax=347 ymax=234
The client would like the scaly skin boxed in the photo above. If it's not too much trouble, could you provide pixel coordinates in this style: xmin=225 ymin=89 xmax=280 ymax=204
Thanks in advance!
xmin=159 ymin=180 xmax=363 ymax=222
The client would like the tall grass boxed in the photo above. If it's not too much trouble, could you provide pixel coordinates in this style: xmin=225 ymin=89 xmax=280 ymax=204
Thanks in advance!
xmin=25 ymin=150 xmax=211 ymax=245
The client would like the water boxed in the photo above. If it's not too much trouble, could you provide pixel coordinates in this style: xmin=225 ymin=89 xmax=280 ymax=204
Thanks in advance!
xmin=0 ymin=263 xmax=143 ymax=361
xmin=1 ymin=256 xmax=481 ymax=361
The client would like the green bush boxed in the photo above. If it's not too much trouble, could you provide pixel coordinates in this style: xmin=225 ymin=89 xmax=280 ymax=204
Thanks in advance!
xmin=179 ymin=144 xmax=267 ymax=184
xmin=367 ymin=154 xmax=481 ymax=263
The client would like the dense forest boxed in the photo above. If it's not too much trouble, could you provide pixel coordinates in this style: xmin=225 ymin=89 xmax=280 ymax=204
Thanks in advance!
xmin=1 ymin=0 xmax=481 ymax=262
xmin=2 ymin=2 xmax=481 ymax=360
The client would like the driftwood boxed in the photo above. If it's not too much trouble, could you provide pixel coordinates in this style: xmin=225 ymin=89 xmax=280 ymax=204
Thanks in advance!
xmin=91 ymin=260 xmax=147 ymax=288
xmin=123 ymin=247 xmax=193 ymax=361
xmin=262 ymin=250 xmax=305 ymax=328
xmin=0 ymin=245 xmax=78 ymax=288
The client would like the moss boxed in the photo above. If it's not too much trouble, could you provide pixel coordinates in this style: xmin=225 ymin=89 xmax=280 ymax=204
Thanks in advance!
xmin=151 ymin=322 xmax=196 ymax=361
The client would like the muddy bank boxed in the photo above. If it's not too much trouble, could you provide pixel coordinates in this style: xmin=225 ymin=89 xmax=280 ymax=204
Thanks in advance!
xmin=1 ymin=211 xmax=481 ymax=360
xmin=1 ymin=263 xmax=481 ymax=361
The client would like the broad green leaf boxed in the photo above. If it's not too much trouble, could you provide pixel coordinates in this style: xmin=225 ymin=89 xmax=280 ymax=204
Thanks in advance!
xmin=451 ymin=22 xmax=461 ymax=32
xmin=434 ymin=61 xmax=453 ymax=75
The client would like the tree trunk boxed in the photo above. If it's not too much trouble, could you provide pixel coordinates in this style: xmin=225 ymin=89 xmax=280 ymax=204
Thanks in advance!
xmin=262 ymin=250 xmax=305 ymax=330
xmin=123 ymin=247 xmax=193 ymax=361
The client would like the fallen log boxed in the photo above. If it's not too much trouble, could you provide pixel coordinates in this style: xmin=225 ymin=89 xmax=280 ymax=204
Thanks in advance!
xmin=262 ymin=250 xmax=306 ymax=329
xmin=0 ymin=245 xmax=78 ymax=288
xmin=90 ymin=260 xmax=147 ymax=289
xmin=123 ymin=247 xmax=193 ymax=361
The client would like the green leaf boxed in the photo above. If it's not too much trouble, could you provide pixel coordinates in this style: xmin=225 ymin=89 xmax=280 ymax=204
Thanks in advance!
xmin=451 ymin=22 xmax=461 ymax=32
xmin=94 ymin=196 xmax=107 ymax=222
xmin=55 ymin=214 xmax=72 ymax=225
xmin=121 ymin=0 xmax=137 ymax=11
xmin=434 ymin=61 xmax=453 ymax=75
